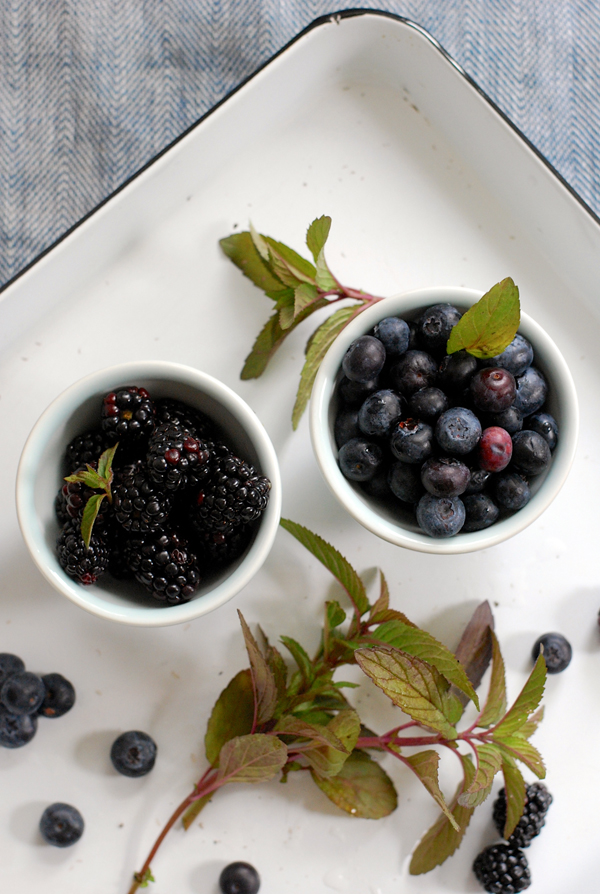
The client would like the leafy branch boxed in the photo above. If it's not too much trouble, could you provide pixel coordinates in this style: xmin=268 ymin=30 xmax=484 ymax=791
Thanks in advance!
xmin=63 ymin=444 xmax=118 ymax=546
xmin=126 ymin=520 xmax=546 ymax=892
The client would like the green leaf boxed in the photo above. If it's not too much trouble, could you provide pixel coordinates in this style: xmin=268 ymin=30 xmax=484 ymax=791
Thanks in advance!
xmin=409 ymin=754 xmax=476 ymax=875
xmin=354 ymin=646 xmax=458 ymax=739
xmin=204 ymin=669 xmax=255 ymax=766
xmin=275 ymin=715 xmax=350 ymax=777
xmin=256 ymin=626 xmax=288 ymax=703
xmin=368 ymin=571 xmax=390 ymax=621
xmin=458 ymin=743 xmax=503 ymax=808
xmin=326 ymin=601 xmax=347 ymax=630
xmin=292 ymin=305 xmax=357 ymax=429
xmin=80 ymin=493 xmax=106 ymax=549
xmin=446 ymin=278 xmax=520 ymax=358
xmin=477 ymin=631 xmax=507 ymax=728
xmin=311 ymin=749 xmax=397 ymax=819
xmin=249 ymin=221 xmax=271 ymax=261
xmin=279 ymin=635 xmax=314 ymax=687
xmin=264 ymin=236 xmax=316 ymax=281
xmin=181 ymin=792 xmax=212 ymax=831
xmin=373 ymin=621 xmax=479 ymax=708
xmin=315 ymin=249 xmax=338 ymax=291
xmin=220 ymin=231 xmax=286 ymax=293
xmin=133 ymin=868 xmax=155 ymax=887
xmin=493 ymin=653 xmax=546 ymax=737
xmin=406 ymin=751 xmax=459 ymax=830
xmin=294 ymin=283 xmax=319 ymax=319
xmin=237 ymin=612 xmax=279 ymax=725
xmin=519 ymin=706 xmax=544 ymax=739
xmin=493 ymin=737 xmax=546 ymax=778
xmin=499 ymin=756 xmax=526 ymax=839
xmin=216 ymin=733 xmax=288 ymax=784
xmin=280 ymin=519 xmax=369 ymax=616
xmin=240 ymin=298 xmax=329 ymax=379
xmin=64 ymin=468 xmax=104 ymax=489
xmin=96 ymin=443 xmax=118 ymax=481
xmin=306 ymin=215 xmax=332 ymax=262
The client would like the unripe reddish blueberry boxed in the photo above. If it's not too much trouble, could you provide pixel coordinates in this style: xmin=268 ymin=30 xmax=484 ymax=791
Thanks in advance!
xmin=479 ymin=426 xmax=513 ymax=472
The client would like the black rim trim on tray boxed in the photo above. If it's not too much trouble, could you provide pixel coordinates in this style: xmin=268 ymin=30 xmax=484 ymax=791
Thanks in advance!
xmin=1 ymin=7 xmax=599 ymax=296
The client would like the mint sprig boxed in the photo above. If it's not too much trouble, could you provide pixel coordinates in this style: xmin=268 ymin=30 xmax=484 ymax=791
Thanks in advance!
xmin=125 ymin=520 xmax=548 ymax=893
xmin=63 ymin=443 xmax=117 ymax=547
xmin=446 ymin=277 xmax=520 ymax=357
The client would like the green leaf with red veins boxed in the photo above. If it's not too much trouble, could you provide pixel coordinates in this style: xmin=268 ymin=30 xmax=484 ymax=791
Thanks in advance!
xmin=493 ymin=737 xmax=546 ymax=778
xmin=458 ymin=743 xmax=503 ymax=808
xmin=279 ymin=635 xmax=314 ymax=687
xmin=315 ymin=249 xmax=338 ymax=291
xmin=368 ymin=571 xmax=391 ymax=621
xmin=476 ymin=630 xmax=507 ymax=728
xmin=280 ymin=519 xmax=369 ymax=616
xmin=278 ymin=303 xmax=295 ymax=331
xmin=446 ymin=277 xmax=520 ymax=358
xmin=294 ymin=283 xmax=319 ymax=318
xmin=80 ymin=494 xmax=106 ymax=549
xmin=216 ymin=734 xmax=288 ymax=784
xmin=311 ymin=749 xmax=397 ymax=819
xmin=204 ymin=669 xmax=255 ymax=767
xmin=306 ymin=215 xmax=332 ymax=262
xmin=354 ymin=646 xmax=458 ymax=739
xmin=275 ymin=716 xmax=348 ymax=777
xmin=240 ymin=299 xmax=329 ymax=379
xmin=409 ymin=753 xmax=476 ymax=875
xmin=237 ymin=612 xmax=278 ymax=725
xmin=96 ymin=443 xmax=118 ymax=481
xmin=249 ymin=221 xmax=271 ymax=261
xmin=451 ymin=600 xmax=494 ymax=710
xmin=493 ymin=653 xmax=546 ymax=737
xmin=256 ymin=626 xmax=288 ymax=702
xmin=518 ymin=706 xmax=544 ymax=739
xmin=264 ymin=237 xmax=316 ymax=286
xmin=499 ymin=755 xmax=527 ymax=839
xmin=220 ymin=231 xmax=286 ymax=293
xmin=405 ymin=751 xmax=459 ymax=830
xmin=64 ymin=468 xmax=104 ymax=489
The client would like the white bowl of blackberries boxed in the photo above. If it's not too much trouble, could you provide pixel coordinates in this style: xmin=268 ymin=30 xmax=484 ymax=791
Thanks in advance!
xmin=17 ymin=361 xmax=281 ymax=625
xmin=310 ymin=281 xmax=578 ymax=553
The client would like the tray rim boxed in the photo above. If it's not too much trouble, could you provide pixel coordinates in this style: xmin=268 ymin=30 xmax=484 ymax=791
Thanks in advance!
xmin=2 ymin=7 xmax=599 ymax=299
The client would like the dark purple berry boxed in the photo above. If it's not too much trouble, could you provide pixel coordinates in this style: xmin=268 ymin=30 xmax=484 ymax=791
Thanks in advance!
xmin=39 ymin=803 xmax=84 ymax=847
xmin=435 ymin=407 xmax=482 ymax=455
xmin=334 ymin=407 xmax=360 ymax=448
xmin=111 ymin=730 xmax=157 ymax=777
xmin=38 ymin=674 xmax=76 ymax=718
xmin=372 ymin=316 xmax=410 ymax=357
xmin=146 ymin=422 xmax=210 ymax=492
xmin=0 ymin=653 xmax=25 ymax=685
xmin=484 ymin=405 xmax=523 ymax=435
xmin=473 ymin=842 xmax=531 ymax=893
xmin=514 ymin=367 xmax=547 ymax=415
xmin=527 ymin=412 xmax=558 ymax=450
xmin=462 ymin=493 xmax=500 ymax=532
xmin=101 ymin=385 xmax=155 ymax=444
xmin=416 ymin=304 xmax=462 ymax=354
xmin=438 ymin=351 xmax=478 ymax=392
xmin=65 ymin=429 xmax=109 ymax=473
xmin=389 ymin=419 xmax=433 ymax=464
xmin=337 ymin=375 xmax=380 ymax=406
xmin=421 ymin=457 xmax=470 ymax=498
xmin=112 ymin=461 xmax=173 ymax=533
xmin=465 ymin=468 xmax=492 ymax=494
xmin=342 ymin=336 xmax=386 ymax=383
xmin=415 ymin=494 xmax=465 ymax=537
xmin=391 ymin=350 xmax=437 ymax=396
xmin=511 ymin=430 xmax=551 ymax=475
xmin=493 ymin=471 xmax=531 ymax=511
xmin=191 ymin=454 xmax=271 ymax=533
xmin=126 ymin=530 xmax=201 ymax=605
xmin=532 ymin=632 xmax=572 ymax=673
xmin=219 ymin=861 xmax=261 ymax=894
xmin=1 ymin=671 xmax=45 ymax=715
xmin=57 ymin=520 xmax=110 ymax=585
xmin=408 ymin=387 xmax=448 ymax=421
xmin=0 ymin=706 xmax=37 ymax=747
xmin=479 ymin=333 xmax=534 ymax=377
xmin=338 ymin=438 xmax=383 ymax=482
xmin=493 ymin=782 xmax=553 ymax=847
xmin=479 ymin=427 xmax=513 ymax=472
xmin=387 ymin=462 xmax=424 ymax=503
xmin=470 ymin=367 xmax=516 ymax=413
xmin=358 ymin=389 xmax=404 ymax=437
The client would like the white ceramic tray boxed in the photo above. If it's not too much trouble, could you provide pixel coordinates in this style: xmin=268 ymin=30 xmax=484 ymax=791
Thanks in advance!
xmin=1 ymin=11 xmax=599 ymax=893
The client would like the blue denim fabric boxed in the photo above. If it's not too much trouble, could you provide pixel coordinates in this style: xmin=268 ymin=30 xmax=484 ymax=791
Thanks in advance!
xmin=1 ymin=1 xmax=599 ymax=286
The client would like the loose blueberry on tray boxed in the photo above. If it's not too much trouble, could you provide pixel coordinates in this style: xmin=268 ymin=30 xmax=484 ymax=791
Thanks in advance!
xmin=111 ymin=730 xmax=157 ymax=777
xmin=532 ymin=632 xmax=572 ymax=673
xmin=219 ymin=862 xmax=261 ymax=894
xmin=39 ymin=802 xmax=84 ymax=847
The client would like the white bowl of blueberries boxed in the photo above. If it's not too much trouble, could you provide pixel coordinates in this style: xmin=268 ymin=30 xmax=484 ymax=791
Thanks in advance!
xmin=310 ymin=286 xmax=578 ymax=554
xmin=16 ymin=361 xmax=282 ymax=625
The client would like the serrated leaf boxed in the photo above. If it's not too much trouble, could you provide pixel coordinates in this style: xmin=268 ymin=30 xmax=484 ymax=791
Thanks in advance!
xmin=204 ymin=669 xmax=255 ymax=767
xmin=458 ymin=743 xmax=503 ymax=807
xmin=257 ymin=626 xmax=288 ymax=702
xmin=64 ymin=468 xmax=104 ymax=489
xmin=494 ymin=737 xmax=546 ymax=778
xmin=306 ymin=215 xmax=332 ymax=262
xmin=499 ymin=756 xmax=526 ymax=839
xmin=477 ymin=631 xmax=507 ymax=728
xmin=280 ymin=519 xmax=369 ymax=616
xmin=240 ymin=299 xmax=329 ymax=379
xmin=275 ymin=715 xmax=350 ymax=777
xmin=279 ymin=304 xmax=295 ymax=330
xmin=368 ymin=571 xmax=390 ymax=621
xmin=311 ymin=749 xmax=397 ymax=819
xmin=80 ymin=493 xmax=106 ymax=548
xmin=326 ymin=601 xmax=347 ymax=630
xmin=238 ymin=612 xmax=278 ymax=726
xmin=355 ymin=646 xmax=458 ymax=739
xmin=217 ymin=733 xmax=287 ymax=784
xmin=315 ymin=249 xmax=338 ymax=291
xmin=446 ymin=277 xmax=520 ymax=358
xmin=249 ymin=221 xmax=270 ymax=260
xmin=409 ymin=754 xmax=476 ymax=875
xmin=371 ymin=607 xmax=418 ymax=626
xmin=373 ymin=620 xmax=479 ymax=708
xmin=292 ymin=304 xmax=358 ymax=428
xmin=518 ymin=706 xmax=544 ymax=739
xmin=181 ymin=792 xmax=212 ymax=831
xmin=279 ymin=636 xmax=314 ymax=687
xmin=220 ymin=231 xmax=285 ymax=293
xmin=294 ymin=283 xmax=319 ymax=317
xmin=493 ymin=653 xmax=546 ymax=737
xmin=406 ymin=751 xmax=459 ymax=830
xmin=96 ymin=443 xmax=118 ymax=481
xmin=452 ymin=601 xmax=494 ymax=709
xmin=264 ymin=236 xmax=316 ymax=282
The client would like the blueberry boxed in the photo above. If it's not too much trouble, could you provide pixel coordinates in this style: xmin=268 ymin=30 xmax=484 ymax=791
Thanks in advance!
xmin=479 ymin=333 xmax=534 ymax=377
xmin=362 ymin=469 xmax=393 ymax=500
xmin=464 ymin=468 xmax=492 ymax=495
xmin=514 ymin=367 xmax=547 ymax=416
xmin=358 ymin=389 xmax=404 ymax=437
xmin=462 ymin=493 xmax=500 ymax=532
xmin=527 ymin=412 xmax=558 ymax=450
xmin=437 ymin=351 xmax=478 ymax=393
xmin=470 ymin=368 xmax=516 ymax=413
xmin=372 ymin=317 xmax=410 ymax=357
xmin=493 ymin=471 xmax=531 ymax=511
xmin=484 ymin=405 xmax=523 ymax=435
xmin=387 ymin=462 xmax=424 ymax=503
xmin=338 ymin=438 xmax=383 ymax=482
xmin=219 ymin=861 xmax=261 ymax=894
xmin=421 ymin=457 xmax=470 ymax=498
xmin=334 ymin=407 xmax=360 ymax=448
xmin=389 ymin=419 xmax=433 ymax=464
xmin=110 ymin=730 xmax=157 ymax=777
xmin=408 ymin=387 xmax=448 ymax=422
xmin=478 ymin=427 xmax=513 ymax=473
xmin=38 ymin=673 xmax=76 ymax=718
xmin=0 ymin=653 xmax=25 ymax=685
xmin=416 ymin=494 xmax=465 ymax=537
xmin=390 ymin=350 xmax=437 ymax=396
xmin=511 ymin=430 xmax=551 ymax=476
xmin=416 ymin=304 xmax=462 ymax=354
xmin=532 ymin=632 xmax=572 ymax=674
xmin=342 ymin=336 xmax=386 ymax=383
xmin=0 ymin=671 xmax=45 ymax=715
xmin=337 ymin=375 xmax=380 ymax=406
xmin=0 ymin=706 xmax=37 ymax=748
xmin=435 ymin=407 xmax=482 ymax=455
xmin=39 ymin=802 xmax=84 ymax=847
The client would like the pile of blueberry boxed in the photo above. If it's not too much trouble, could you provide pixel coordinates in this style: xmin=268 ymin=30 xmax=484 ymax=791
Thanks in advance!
xmin=0 ymin=653 xmax=75 ymax=749
xmin=334 ymin=304 xmax=558 ymax=537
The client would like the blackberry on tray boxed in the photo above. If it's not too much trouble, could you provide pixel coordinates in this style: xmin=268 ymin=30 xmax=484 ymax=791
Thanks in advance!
xmin=492 ymin=782 xmax=553 ymax=847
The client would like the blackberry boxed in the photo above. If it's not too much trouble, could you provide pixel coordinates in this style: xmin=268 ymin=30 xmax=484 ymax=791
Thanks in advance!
xmin=64 ymin=429 xmax=109 ymax=473
xmin=101 ymin=385 xmax=155 ymax=444
xmin=57 ymin=520 xmax=109 ymax=585
xmin=155 ymin=397 xmax=215 ymax=439
xmin=192 ymin=455 xmax=271 ymax=533
xmin=54 ymin=469 xmax=112 ymax=531
xmin=112 ymin=461 xmax=173 ymax=533
xmin=146 ymin=422 xmax=210 ymax=492
xmin=493 ymin=783 xmax=553 ymax=847
xmin=125 ymin=530 xmax=201 ymax=604
xmin=473 ymin=843 xmax=531 ymax=893
xmin=195 ymin=527 xmax=252 ymax=567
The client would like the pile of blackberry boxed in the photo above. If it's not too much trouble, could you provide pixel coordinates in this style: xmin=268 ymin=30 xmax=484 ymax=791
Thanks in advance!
xmin=54 ymin=387 xmax=271 ymax=605
xmin=334 ymin=304 xmax=558 ymax=537
xmin=0 ymin=652 xmax=75 ymax=749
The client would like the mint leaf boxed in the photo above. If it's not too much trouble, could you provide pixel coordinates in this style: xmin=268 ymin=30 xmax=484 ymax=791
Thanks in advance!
xmin=276 ymin=710 xmax=359 ymax=778
xmin=204 ymin=669 xmax=255 ymax=766
xmin=519 ymin=706 xmax=544 ymax=739
xmin=493 ymin=736 xmax=546 ymax=778
xmin=493 ymin=653 xmax=546 ymax=737
xmin=96 ymin=443 xmax=118 ymax=481
xmin=294 ymin=283 xmax=319 ymax=317
xmin=476 ymin=630 xmax=507 ymax=728
xmin=326 ymin=601 xmax=346 ymax=630
xmin=355 ymin=646 xmax=458 ymax=739
xmin=315 ymin=249 xmax=338 ymax=291
xmin=409 ymin=753 xmax=476 ymax=875
xmin=279 ymin=636 xmax=314 ymax=688
xmin=306 ymin=215 xmax=332 ymax=262
xmin=452 ymin=601 xmax=494 ymax=708
xmin=446 ymin=278 xmax=520 ymax=358
xmin=264 ymin=236 xmax=316 ymax=285
xmin=458 ymin=742 xmax=503 ymax=808
xmin=64 ymin=468 xmax=104 ymax=490
xmin=311 ymin=749 xmax=397 ymax=819
xmin=134 ymin=868 xmax=155 ymax=887
xmin=406 ymin=751 xmax=459 ymax=830
xmin=220 ymin=231 xmax=286 ymax=293
xmin=280 ymin=519 xmax=369 ymax=615
xmin=292 ymin=305 xmax=357 ymax=429
xmin=256 ymin=626 xmax=288 ymax=703
xmin=80 ymin=493 xmax=106 ymax=549
xmin=237 ymin=612 xmax=278 ymax=725
xmin=181 ymin=792 xmax=212 ymax=831
xmin=216 ymin=734 xmax=287 ymax=784
xmin=499 ymin=756 xmax=526 ymax=839
xmin=240 ymin=300 xmax=327 ymax=379
xmin=368 ymin=571 xmax=390 ymax=621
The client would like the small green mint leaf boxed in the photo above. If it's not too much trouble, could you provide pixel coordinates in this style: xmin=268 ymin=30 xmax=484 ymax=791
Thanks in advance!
xmin=311 ymin=749 xmax=398 ymax=819
xmin=518 ymin=705 xmax=544 ymax=739
xmin=291 ymin=305 xmax=357 ymax=428
xmin=499 ymin=755 xmax=526 ymax=839
xmin=368 ymin=571 xmax=391 ymax=621
xmin=220 ymin=231 xmax=285 ymax=293
xmin=279 ymin=636 xmax=314 ymax=687
xmin=279 ymin=304 xmax=295 ymax=330
xmin=476 ymin=630 xmax=507 ymax=728
xmin=264 ymin=236 xmax=316 ymax=282
xmin=64 ymin=469 xmax=104 ymax=490
xmin=256 ymin=626 xmax=288 ymax=703
xmin=216 ymin=734 xmax=288 ymax=784
xmin=451 ymin=600 xmax=494 ymax=710
xmin=280 ymin=519 xmax=369 ymax=616
xmin=238 ymin=612 xmax=279 ymax=725
xmin=80 ymin=494 xmax=105 ymax=548
xmin=354 ymin=646 xmax=458 ymax=739
xmin=493 ymin=736 xmax=546 ymax=778
xmin=240 ymin=298 xmax=329 ymax=380
xmin=204 ymin=669 xmax=255 ymax=767
xmin=406 ymin=750 xmax=460 ymax=831
xmin=446 ymin=278 xmax=520 ymax=358
xmin=493 ymin=653 xmax=546 ymax=737
xmin=458 ymin=743 xmax=503 ymax=808
xmin=315 ymin=249 xmax=338 ymax=291
xmin=409 ymin=753 xmax=476 ymax=875
xmin=181 ymin=792 xmax=212 ymax=831
xmin=249 ymin=221 xmax=270 ymax=260
xmin=326 ymin=601 xmax=347 ymax=630
xmin=294 ymin=283 xmax=319 ymax=317
xmin=96 ymin=443 xmax=118 ymax=481
xmin=134 ymin=868 xmax=155 ymax=887
xmin=306 ymin=215 xmax=332 ymax=262
xmin=277 ymin=710 xmax=359 ymax=778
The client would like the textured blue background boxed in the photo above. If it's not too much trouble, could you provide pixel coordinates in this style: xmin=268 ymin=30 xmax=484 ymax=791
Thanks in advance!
xmin=1 ymin=1 xmax=599 ymax=288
